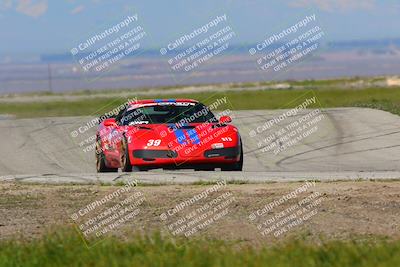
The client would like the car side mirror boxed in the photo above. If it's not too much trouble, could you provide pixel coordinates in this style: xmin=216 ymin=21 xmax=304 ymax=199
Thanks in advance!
xmin=219 ymin=116 xmax=232 ymax=124
xmin=103 ymin=118 xmax=117 ymax=127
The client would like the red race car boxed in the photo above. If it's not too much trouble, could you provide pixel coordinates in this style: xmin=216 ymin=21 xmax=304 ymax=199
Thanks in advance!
xmin=95 ymin=99 xmax=243 ymax=172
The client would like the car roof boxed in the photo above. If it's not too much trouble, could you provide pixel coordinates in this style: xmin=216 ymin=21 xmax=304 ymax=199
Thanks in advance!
xmin=128 ymin=99 xmax=199 ymax=106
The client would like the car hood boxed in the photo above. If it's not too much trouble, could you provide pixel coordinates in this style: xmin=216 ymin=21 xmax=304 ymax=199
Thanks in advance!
xmin=124 ymin=123 xmax=238 ymax=157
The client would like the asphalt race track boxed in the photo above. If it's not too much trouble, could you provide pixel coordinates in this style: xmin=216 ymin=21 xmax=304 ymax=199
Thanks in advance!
xmin=1 ymin=108 xmax=400 ymax=184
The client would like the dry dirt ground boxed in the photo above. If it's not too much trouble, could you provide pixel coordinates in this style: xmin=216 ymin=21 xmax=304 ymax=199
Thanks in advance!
xmin=0 ymin=181 xmax=399 ymax=245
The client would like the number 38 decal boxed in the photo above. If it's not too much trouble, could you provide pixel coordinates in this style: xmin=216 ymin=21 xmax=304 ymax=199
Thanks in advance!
xmin=147 ymin=139 xmax=161 ymax=146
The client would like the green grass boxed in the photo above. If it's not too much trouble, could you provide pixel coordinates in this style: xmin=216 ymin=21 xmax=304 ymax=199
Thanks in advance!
xmin=2 ymin=87 xmax=400 ymax=118
xmin=0 ymin=229 xmax=399 ymax=267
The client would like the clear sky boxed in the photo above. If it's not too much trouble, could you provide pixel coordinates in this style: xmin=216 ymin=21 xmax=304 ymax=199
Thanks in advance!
xmin=0 ymin=0 xmax=399 ymax=55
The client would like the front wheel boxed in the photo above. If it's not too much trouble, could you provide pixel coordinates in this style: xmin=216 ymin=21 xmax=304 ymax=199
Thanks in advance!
xmin=221 ymin=141 xmax=243 ymax=171
xmin=120 ymin=137 xmax=144 ymax=172
xmin=120 ymin=137 xmax=133 ymax=172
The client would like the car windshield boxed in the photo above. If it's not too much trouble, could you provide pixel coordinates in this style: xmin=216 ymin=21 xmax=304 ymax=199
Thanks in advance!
xmin=120 ymin=103 xmax=217 ymax=126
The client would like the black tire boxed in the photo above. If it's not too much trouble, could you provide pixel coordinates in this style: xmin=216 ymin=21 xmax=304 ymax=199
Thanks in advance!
xmin=120 ymin=137 xmax=146 ymax=172
xmin=221 ymin=139 xmax=243 ymax=171
xmin=120 ymin=137 xmax=133 ymax=172
xmin=96 ymin=139 xmax=118 ymax=173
